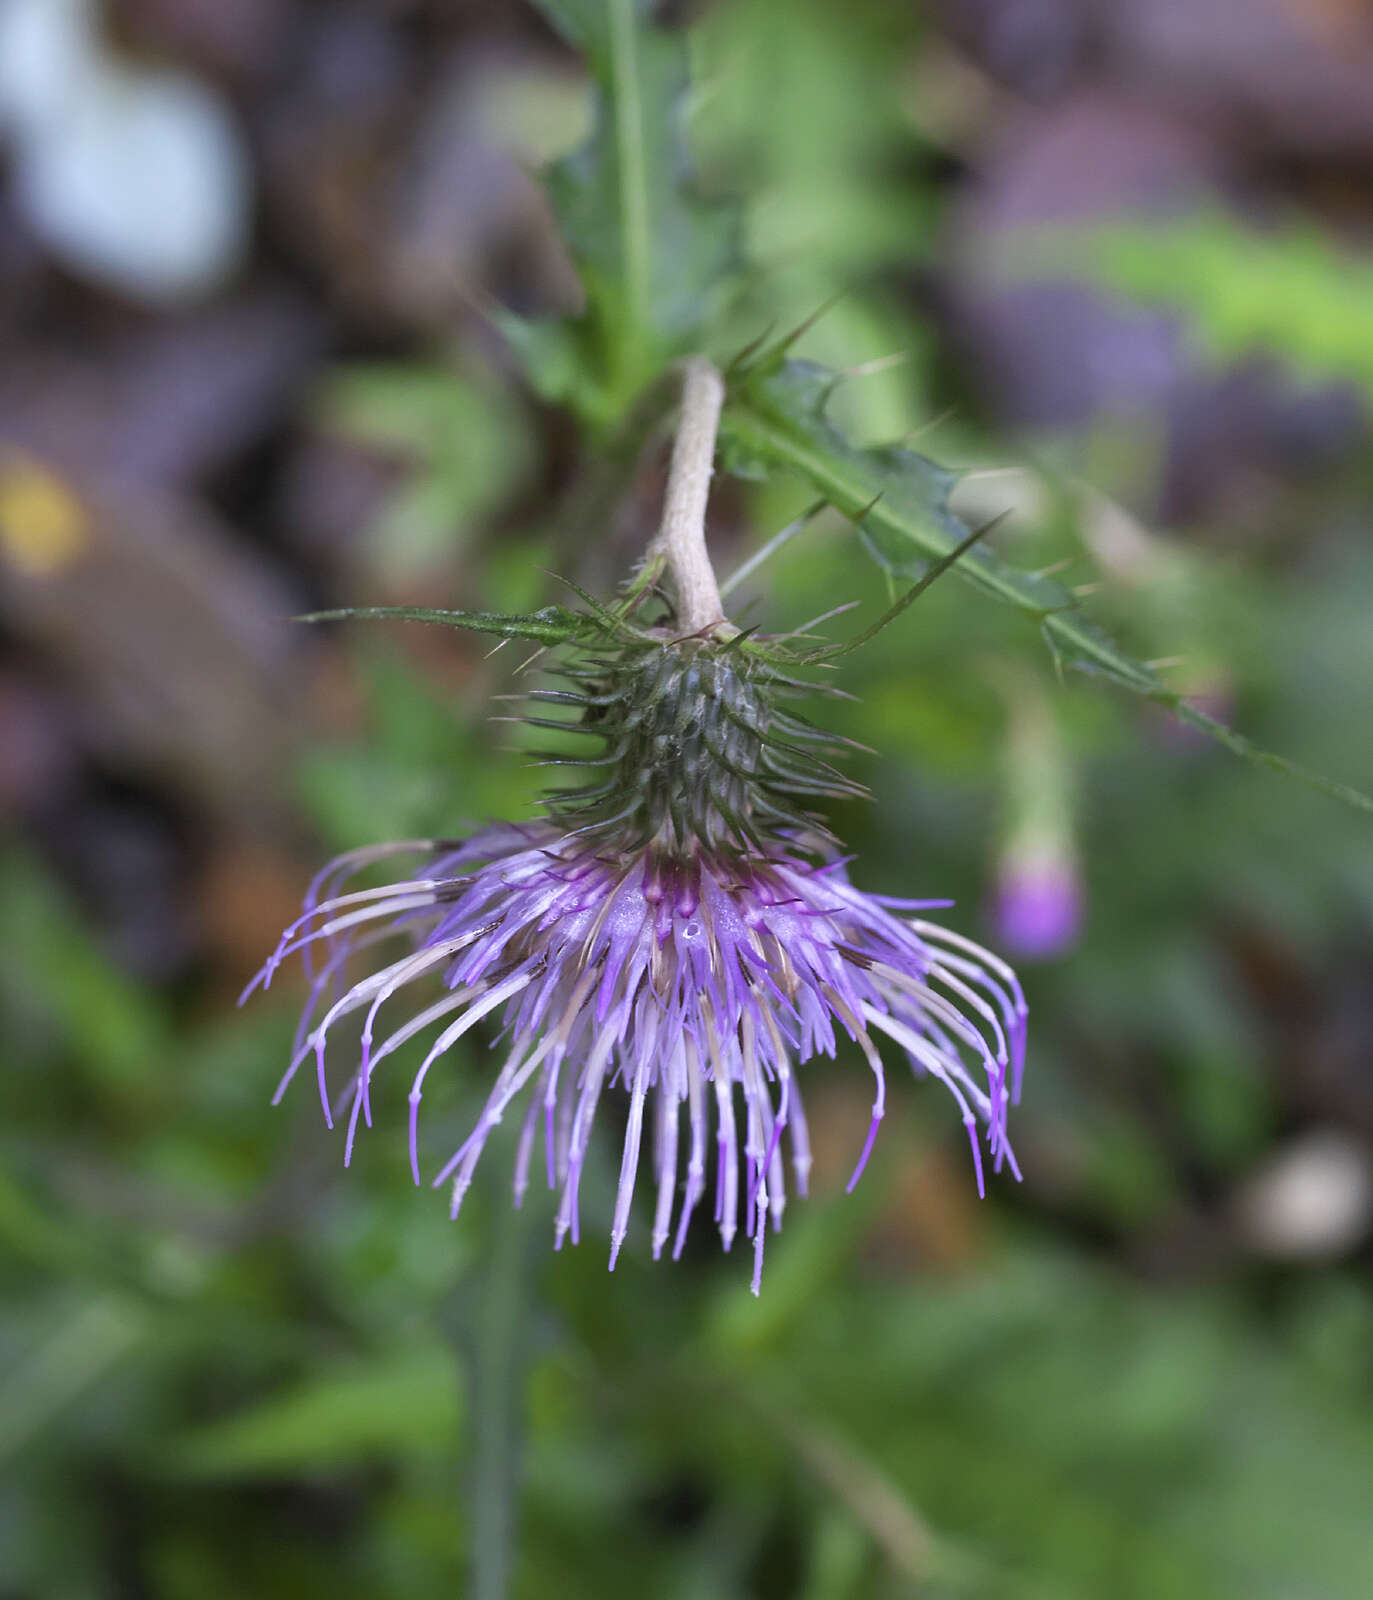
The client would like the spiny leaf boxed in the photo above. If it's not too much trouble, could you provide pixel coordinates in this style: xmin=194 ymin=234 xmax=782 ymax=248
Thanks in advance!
xmin=727 ymin=293 xmax=847 ymax=383
xmin=545 ymin=572 xmax=654 ymax=642
xmin=294 ymin=605 xmax=596 ymax=646
xmin=720 ymin=359 xmax=1373 ymax=816
xmin=803 ymin=512 xmax=1010 ymax=664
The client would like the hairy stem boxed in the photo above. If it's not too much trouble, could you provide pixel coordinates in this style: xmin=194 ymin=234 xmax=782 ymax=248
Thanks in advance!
xmin=651 ymin=357 xmax=731 ymax=637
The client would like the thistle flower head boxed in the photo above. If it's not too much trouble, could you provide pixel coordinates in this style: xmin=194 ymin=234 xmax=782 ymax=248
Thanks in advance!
xmin=249 ymin=630 xmax=1027 ymax=1293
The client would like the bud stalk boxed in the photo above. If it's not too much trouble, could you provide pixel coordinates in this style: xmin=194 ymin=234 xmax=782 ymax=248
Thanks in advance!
xmin=651 ymin=357 xmax=732 ymax=638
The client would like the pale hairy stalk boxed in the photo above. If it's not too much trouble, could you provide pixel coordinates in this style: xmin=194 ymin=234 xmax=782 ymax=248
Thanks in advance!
xmin=650 ymin=357 xmax=733 ymax=638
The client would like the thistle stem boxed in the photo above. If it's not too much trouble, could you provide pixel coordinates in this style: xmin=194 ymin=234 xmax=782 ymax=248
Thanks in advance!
xmin=468 ymin=1175 xmax=536 ymax=1600
xmin=652 ymin=356 xmax=731 ymax=637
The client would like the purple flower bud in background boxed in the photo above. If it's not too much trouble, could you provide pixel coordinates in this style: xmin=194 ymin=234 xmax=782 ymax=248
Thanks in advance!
xmin=990 ymin=665 xmax=1082 ymax=962
xmin=993 ymin=845 xmax=1083 ymax=961
xmin=250 ymin=637 xmax=1028 ymax=1292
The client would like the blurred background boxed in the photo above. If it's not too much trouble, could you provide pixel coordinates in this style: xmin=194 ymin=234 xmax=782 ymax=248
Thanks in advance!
xmin=3 ymin=1 xmax=1373 ymax=1595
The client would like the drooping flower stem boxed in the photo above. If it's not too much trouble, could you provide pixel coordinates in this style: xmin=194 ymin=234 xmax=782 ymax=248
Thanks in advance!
xmin=649 ymin=356 xmax=732 ymax=638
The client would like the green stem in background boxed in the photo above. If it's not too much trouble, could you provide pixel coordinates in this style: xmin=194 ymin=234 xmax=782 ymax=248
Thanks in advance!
xmin=466 ymin=1179 xmax=538 ymax=1600
xmin=776 ymin=1408 xmax=934 ymax=1583
xmin=610 ymin=0 xmax=650 ymax=349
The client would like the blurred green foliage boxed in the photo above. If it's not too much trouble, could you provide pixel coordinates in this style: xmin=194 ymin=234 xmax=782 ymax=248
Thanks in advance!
xmin=317 ymin=362 xmax=533 ymax=587
xmin=1068 ymin=212 xmax=1373 ymax=396
xmin=5 ymin=2 xmax=1373 ymax=1599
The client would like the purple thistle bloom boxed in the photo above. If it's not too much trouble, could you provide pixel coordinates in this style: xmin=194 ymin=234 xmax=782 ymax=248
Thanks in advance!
xmin=249 ymin=638 xmax=1027 ymax=1293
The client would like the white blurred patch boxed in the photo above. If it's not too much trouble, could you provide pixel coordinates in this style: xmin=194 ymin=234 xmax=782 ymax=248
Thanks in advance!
xmin=0 ymin=0 xmax=91 ymax=137
xmin=0 ymin=0 xmax=250 ymax=302
xmin=1234 ymin=1129 xmax=1373 ymax=1260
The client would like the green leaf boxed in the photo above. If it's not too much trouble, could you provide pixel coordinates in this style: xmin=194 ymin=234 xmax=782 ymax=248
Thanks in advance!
xmin=316 ymin=362 xmax=533 ymax=584
xmin=721 ymin=359 xmax=1373 ymax=816
xmin=531 ymin=0 xmax=736 ymax=404
xmin=0 ymin=850 xmax=167 ymax=1084
xmin=166 ymin=1350 xmax=462 ymax=1478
